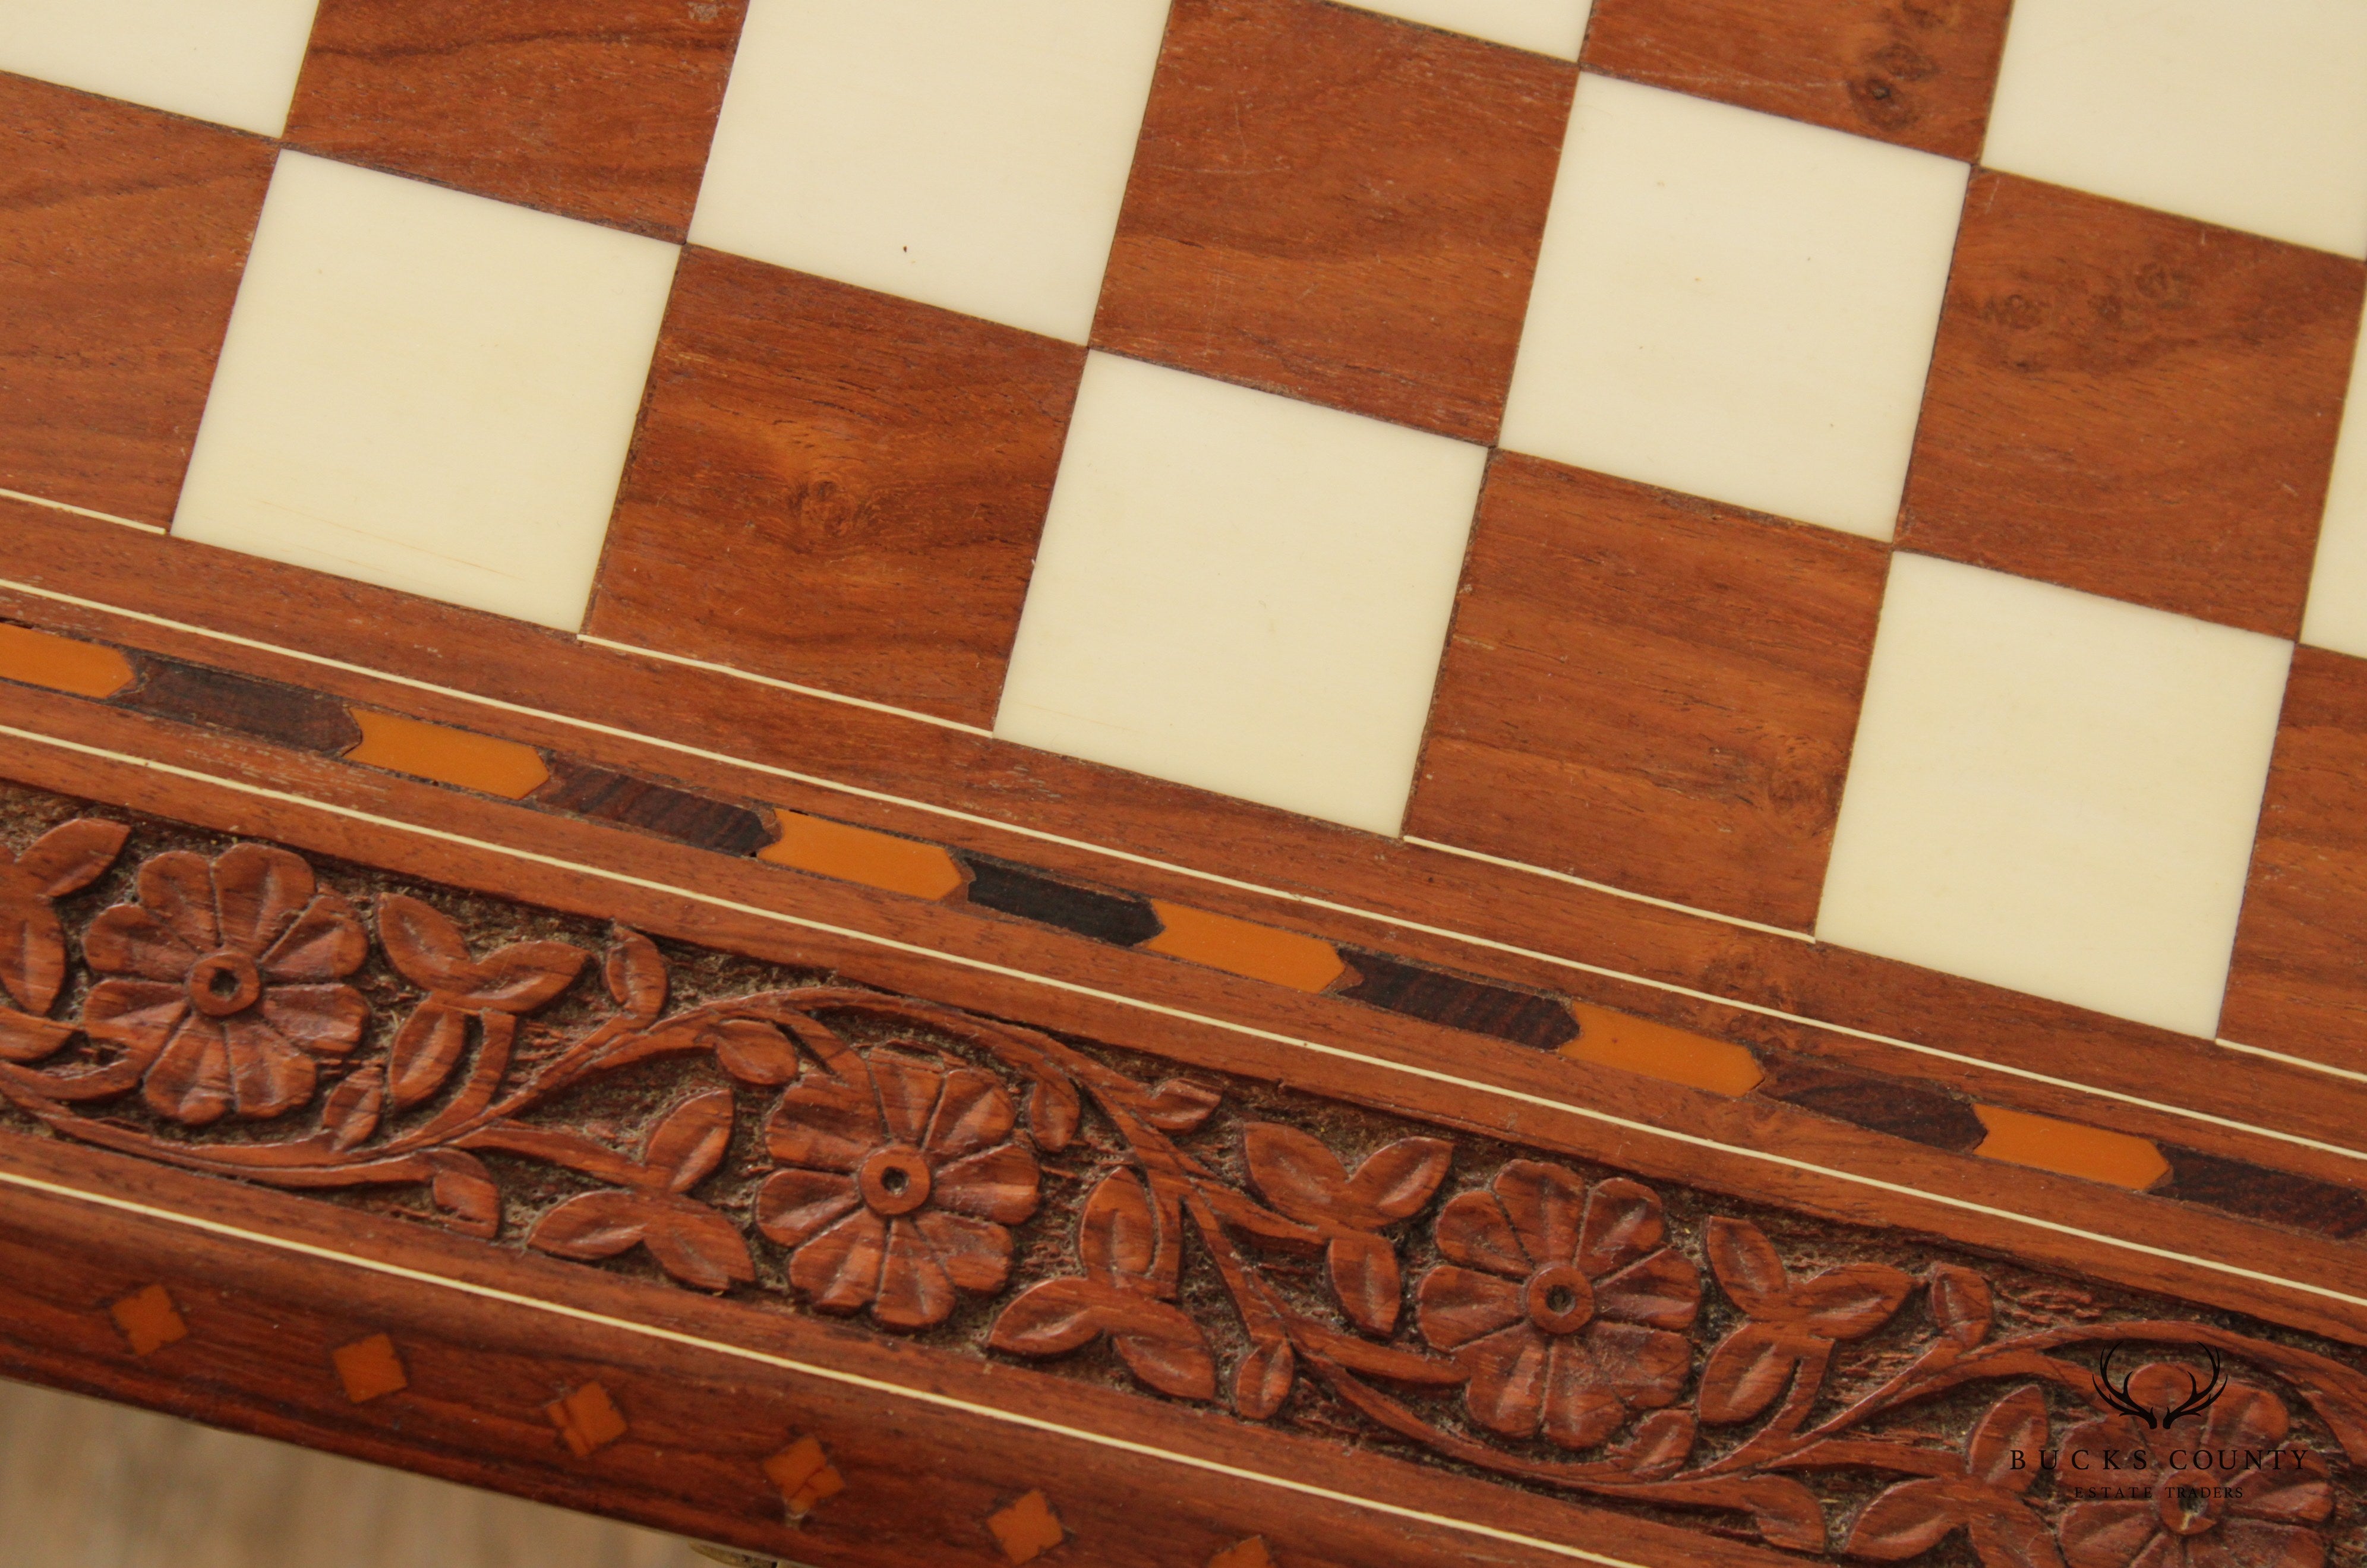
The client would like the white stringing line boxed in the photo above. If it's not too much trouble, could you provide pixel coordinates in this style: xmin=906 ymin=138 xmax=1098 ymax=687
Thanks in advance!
xmin=6 ymin=720 xmax=2365 ymax=1318
xmin=2218 ymin=1038 xmax=2367 ymax=1086
xmin=1403 ymin=835 xmax=1812 ymax=942
xmin=576 ymin=633 xmax=995 ymax=739
xmin=1 ymin=489 xmax=168 ymax=535
xmin=0 ymin=1167 xmax=1649 ymax=1568
xmin=2 ymin=572 xmax=2361 ymax=1169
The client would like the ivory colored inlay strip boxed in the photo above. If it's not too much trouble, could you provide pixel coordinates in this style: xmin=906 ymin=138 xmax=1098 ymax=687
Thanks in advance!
xmin=1562 ymin=1004 xmax=1765 ymax=1097
xmin=1142 ymin=900 xmax=1347 ymax=992
xmin=760 ymin=810 xmax=967 ymax=901
xmin=1973 ymin=1103 xmax=2171 ymax=1191
xmin=0 ymin=622 xmax=134 ymax=699
xmin=344 ymin=708 xmax=550 ymax=799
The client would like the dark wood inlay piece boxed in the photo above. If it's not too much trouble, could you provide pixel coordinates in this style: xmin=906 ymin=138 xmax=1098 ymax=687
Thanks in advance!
xmin=1333 ymin=948 xmax=1578 ymax=1050
xmin=960 ymin=856 xmax=1164 ymax=948
xmin=1582 ymin=0 xmax=2014 ymax=160
xmin=2156 ymin=1144 xmax=2367 ymax=1241
xmin=1900 ymin=171 xmax=2365 ymax=638
xmin=1757 ymin=1057 xmax=1987 ymax=1153
xmin=530 ymin=755 xmax=771 ymax=857
xmin=586 ymin=253 xmax=1082 ymax=729
xmin=1093 ymin=0 xmax=1573 ymax=442
xmin=1407 ymin=455 xmax=1885 ymax=931
xmin=117 ymin=658 xmax=362 ymax=755
xmin=284 ymin=0 xmax=749 ymax=241
xmin=0 ymin=75 xmax=273 ymax=525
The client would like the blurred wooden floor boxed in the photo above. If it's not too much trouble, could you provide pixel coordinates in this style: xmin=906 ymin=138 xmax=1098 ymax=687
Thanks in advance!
xmin=0 ymin=1377 xmax=707 ymax=1568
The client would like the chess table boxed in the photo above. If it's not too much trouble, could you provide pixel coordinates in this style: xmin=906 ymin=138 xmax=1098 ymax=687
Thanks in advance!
xmin=2 ymin=2 xmax=2366 ymax=1566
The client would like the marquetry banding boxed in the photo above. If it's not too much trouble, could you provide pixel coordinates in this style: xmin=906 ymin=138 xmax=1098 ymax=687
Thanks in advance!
xmin=1142 ymin=900 xmax=1347 ymax=992
xmin=987 ymin=1490 xmax=1066 ymax=1564
xmin=1208 ymin=1539 xmax=1275 ymax=1568
xmin=761 ymin=1434 xmax=846 ymax=1520
xmin=0 ymin=622 xmax=133 ymax=699
xmin=758 ymin=810 xmax=967 ymax=901
xmin=108 ymin=1283 xmax=187 ymax=1356
xmin=545 ymin=1381 xmax=629 ymax=1457
xmin=1973 ymin=1103 xmax=2173 ymax=1191
xmin=345 ymin=708 xmax=551 ymax=799
xmin=330 ymin=1332 xmax=409 ymax=1402
xmin=1563 ymin=1004 xmax=1766 ymax=1097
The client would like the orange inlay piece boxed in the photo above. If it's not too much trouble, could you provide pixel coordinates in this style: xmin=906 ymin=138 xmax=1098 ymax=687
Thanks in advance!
xmin=544 ymin=1381 xmax=629 ymax=1457
xmin=1210 ymin=1539 xmax=1275 ymax=1568
xmin=331 ymin=1333 xmax=408 ymax=1403
xmin=109 ymin=1284 xmax=187 ymax=1356
xmin=0 ymin=622 xmax=133 ymax=699
xmin=1972 ymin=1104 xmax=2171 ymax=1191
xmin=1142 ymin=901 xmax=1348 ymax=992
xmin=345 ymin=708 xmax=550 ymax=799
xmin=762 ymin=1435 xmax=847 ymax=1519
xmin=987 ymin=1490 xmax=1066 ymax=1564
xmin=1562 ymin=1004 xmax=1765 ymax=1097
xmin=759 ymin=810 xmax=966 ymax=900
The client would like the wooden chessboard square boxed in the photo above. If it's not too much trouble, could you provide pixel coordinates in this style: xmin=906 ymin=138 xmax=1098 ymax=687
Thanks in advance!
xmin=586 ymin=251 xmax=1085 ymax=728
xmin=2221 ymin=646 xmax=2367 ymax=1072
xmin=1580 ymin=0 xmax=2013 ymax=160
xmin=284 ymin=0 xmax=749 ymax=242
xmin=1899 ymin=171 xmax=2365 ymax=639
xmin=1093 ymin=0 xmax=1572 ymax=443
xmin=1407 ymin=455 xmax=1887 ymax=930
xmin=0 ymin=74 xmax=273 ymax=527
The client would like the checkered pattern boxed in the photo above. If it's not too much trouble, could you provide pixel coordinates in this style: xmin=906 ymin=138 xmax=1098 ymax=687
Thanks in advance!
xmin=4 ymin=0 xmax=2367 ymax=1049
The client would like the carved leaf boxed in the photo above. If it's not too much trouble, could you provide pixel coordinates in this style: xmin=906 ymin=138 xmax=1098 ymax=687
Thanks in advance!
xmin=1232 ymin=1337 xmax=1294 ymax=1420
xmin=1027 ymin=1075 xmax=1081 ymax=1152
xmin=1845 ymin=1479 xmax=1959 ymax=1561
xmin=1617 ymin=1410 xmax=1695 ymax=1481
xmin=16 ymin=818 xmax=129 ymax=899
xmin=1930 ymin=1264 xmax=1994 ymax=1348
xmin=1242 ymin=1122 xmax=1348 ymax=1227
xmin=1109 ymin=1298 xmax=1217 ymax=1402
xmin=387 ymin=1002 xmax=469 ymax=1110
xmin=380 ymin=894 xmax=585 ymax=1012
xmin=1138 ymin=1077 xmax=1223 ymax=1133
xmin=711 ymin=1018 xmax=800 ymax=1085
xmin=990 ymin=1277 xmax=1124 ymax=1357
xmin=604 ymin=925 xmax=667 ymax=1020
xmin=0 ymin=886 xmax=64 ymax=1018
xmin=1327 ymin=1233 xmax=1403 ymax=1337
xmin=1966 ymin=1506 xmax=2066 ymax=1568
xmin=1706 ymin=1216 xmax=1791 ymax=1315
xmin=0 ymin=1008 xmax=74 ymax=1064
xmin=532 ymin=1190 xmax=648 ymax=1260
xmin=1699 ymin=1323 xmax=1807 ymax=1425
xmin=319 ymin=1070 xmax=383 ymax=1152
xmin=1344 ymin=1137 xmax=1451 ymax=1222
xmin=426 ymin=1151 xmax=500 ymax=1239
xmin=647 ymin=1089 xmax=734 ymax=1193
xmin=1790 ymin=1263 xmax=1914 ymax=1340
xmin=1080 ymin=1168 xmax=1160 ymax=1285
xmin=639 ymin=1197 xmax=756 ymax=1292
xmin=1968 ymin=1385 xmax=2049 ymax=1492
xmin=1738 ymin=1476 xmax=1827 ymax=1553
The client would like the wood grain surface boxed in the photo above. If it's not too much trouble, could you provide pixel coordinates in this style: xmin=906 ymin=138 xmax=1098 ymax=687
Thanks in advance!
xmin=1092 ymin=0 xmax=1572 ymax=443
xmin=1581 ymin=0 xmax=2013 ymax=160
xmin=2223 ymin=645 xmax=2367 ymax=1074
xmin=7 ymin=498 xmax=2367 ymax=1183
xmin=1900 ymin=171 xmax=2366 ymax=638
xmin=0 ymin=74 xmax=273 ymax=526
xmin=1407 ymin=456 xmax=1887 ymax=931
xmin=284 ymin=0 xmax=747 ymax=241
xmin=586 ymin=253 xmax=1084 ymax=730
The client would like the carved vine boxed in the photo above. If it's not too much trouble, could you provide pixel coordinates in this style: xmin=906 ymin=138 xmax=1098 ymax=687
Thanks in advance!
xmin=1 ymin=822 xmax=2362 ymax=1566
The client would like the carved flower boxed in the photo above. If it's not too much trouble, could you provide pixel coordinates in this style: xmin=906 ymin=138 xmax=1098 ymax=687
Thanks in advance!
xmin=2058 ymin=1367 xmax=2331 ymax=1568
xmin=83 ymin=845 xmax=368 ymax=1125
xmin=1416 ymin=1163 xmax=1700 ymax=1448
xmin=756 ymin=1042 xmax=1040 ymax=1329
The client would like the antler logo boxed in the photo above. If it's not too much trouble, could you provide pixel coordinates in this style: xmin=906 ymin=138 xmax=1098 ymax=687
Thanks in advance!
xmin=2093 ymin=1346 xmax=2227 ymax=1429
